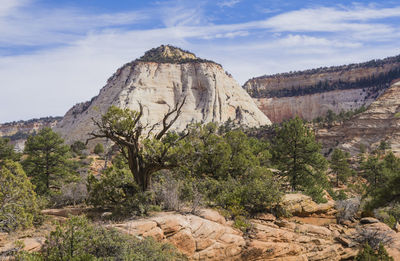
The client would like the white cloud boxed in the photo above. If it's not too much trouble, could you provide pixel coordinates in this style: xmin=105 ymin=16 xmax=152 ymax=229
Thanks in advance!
xmin=0 ymin=1 xmax=148 ymax=47
xmin=218 ymin=0 xmax=241 ymax=8
xmin=1 ymin=2 xmax=400 ymax=122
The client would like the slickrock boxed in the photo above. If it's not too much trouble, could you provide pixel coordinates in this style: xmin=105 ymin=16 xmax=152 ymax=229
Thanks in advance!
xmin=280 ymin=193 xmax=335 ymax=217
xmin=54 ymin=45 xmax=270 ymax=145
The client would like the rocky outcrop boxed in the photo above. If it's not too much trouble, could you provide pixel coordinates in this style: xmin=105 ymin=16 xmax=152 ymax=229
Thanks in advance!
xmin=317 ymin=80 xmax=400 ymax=155
xmin=0 ymin=117 xmax=61 ymax=151
xmin=280 ymin=194 xmax=336 ymax=217
xmin=55 ymin=45 xmax=270 ymax=144
xmin=5 ymin=202 xmax=400 ymax=260
xmin=110 ymin=209 xmax=245 ymax=260
xmin=254 ymin=88 xmax=380 ymax=123
xmin=244 ymin=54 xmax=400 ymax=122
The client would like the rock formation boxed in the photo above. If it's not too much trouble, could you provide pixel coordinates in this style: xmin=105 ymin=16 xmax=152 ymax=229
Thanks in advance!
xmin=54 ymin=45 xmax=270 ymax=144
xmin=0 ymin=117 xmax=61 ymax=151
xmin=7 ymin=195 xmax=400 ymax=260
xmin=244 ymin=54 xmax=400 ymax=122
xmin=317 ymin=80 xmax=400 ymax=155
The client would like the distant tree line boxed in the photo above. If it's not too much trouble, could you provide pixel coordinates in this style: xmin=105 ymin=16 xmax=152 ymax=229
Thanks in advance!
xmin=249 ymin=54 xmax=400 ymax=81
xmin=251 ymin=67 xmax=400 ymax=98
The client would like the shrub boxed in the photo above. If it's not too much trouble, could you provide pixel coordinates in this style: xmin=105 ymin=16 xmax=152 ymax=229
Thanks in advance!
xmin=0 ymin=160 xmax=40 ymax=232
xmin=93 ymin=143 xmax=104 ymax=155
xmin=355 ymin=227 xmax=394 ymax=250
xmin=355 ymin=243 xmax=393 ymax=261
xmin=50 ymin=182 xmax=88 ymax=207
xmin=87 ymin=156 xmax=154 ymax=217
xmin=214 ymin=167 xmax=282 ymax=217
xmin=70 ymin=141 xmax=86 ymax=156
xmin=336 ymin=197 xmax=361 ymax=224
xmin=15 ymin=216 xmax=186 ymax=260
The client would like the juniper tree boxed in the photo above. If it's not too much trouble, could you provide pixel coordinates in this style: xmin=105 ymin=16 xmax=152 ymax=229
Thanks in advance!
xmin=0 ymin=160 xmax=39 ymax=232
xmin=88 ymin=98 xmax=187 ymax=191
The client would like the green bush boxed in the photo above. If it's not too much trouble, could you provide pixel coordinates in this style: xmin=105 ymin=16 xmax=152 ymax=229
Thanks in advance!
xmin=214 ymin=167 xmax=282 ymax=217
xmin=0 ymin=160 xmax=40 ymax=232
xmin=87 ymin=156 xmax=154 ymax=217
xmin=93 ymin=143 xmax=104 ymax=155
xmin=16 ymin=216 xmax=186 ymax=260
xmin=355 ymin=243 xmax=393 ymax=261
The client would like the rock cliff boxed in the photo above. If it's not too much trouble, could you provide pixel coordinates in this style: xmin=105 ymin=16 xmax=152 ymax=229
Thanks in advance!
xmin=55 ymin=45 xmax=271 ymax=144
xmin=0 ymin=117 xmax=61 ymax=151
xmin=317 ymin=80 xmax=400 ymax=155
xmin=244 ymin=54 xmax=400 ymax=122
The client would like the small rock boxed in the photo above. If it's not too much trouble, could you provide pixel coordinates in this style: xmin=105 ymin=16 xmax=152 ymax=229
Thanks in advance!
xmin=336 ymin=235 xmax=355 ymax=247
xmin=275 ymin=220 xmax=296 ymax=230
xmin=395 ymin=222 xmax=400 ymax=232
xmin=256 ymin=213 xmax=276 ymax=222
xmin=360 ymin=217 xmax=379 ymax=224
xmin=198 ymin=209 xmax=226 ymax=225
xmin=101 ymin=212 xmax=112 ymax=219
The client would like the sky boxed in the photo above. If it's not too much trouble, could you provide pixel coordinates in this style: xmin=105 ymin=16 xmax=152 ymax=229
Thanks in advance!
xmin=1 ymin=0 xmax=400 ymax=123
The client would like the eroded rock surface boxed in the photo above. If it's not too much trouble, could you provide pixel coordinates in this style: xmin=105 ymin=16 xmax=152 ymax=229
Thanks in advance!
xmin=55 ymin=46 xmax=270 ymax=145
xmin=317 ymin=80 xmax=400 ymax=155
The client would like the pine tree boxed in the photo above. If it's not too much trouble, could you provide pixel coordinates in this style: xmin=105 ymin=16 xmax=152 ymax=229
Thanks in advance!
xmin=23 ymin=127 xmax=74 ymax=195
xmin=272 ymin=117 xmax=328 ymax=200
xmin=0 ymin=137 xmax=20 ymax=162
xmin=330 ymin=148 xmax=354 ymax=187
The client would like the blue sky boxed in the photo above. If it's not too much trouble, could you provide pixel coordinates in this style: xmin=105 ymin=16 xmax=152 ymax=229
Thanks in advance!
xmin=1 ymin=0 xmax=400 ymax=122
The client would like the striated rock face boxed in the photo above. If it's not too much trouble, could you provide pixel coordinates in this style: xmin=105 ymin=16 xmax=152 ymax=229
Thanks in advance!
xmin=317 ymin=80 xmax=400 ymax=155
xmin=55 ymin=46 xmax=270 ymax=144
xmin=6 ymin=201 xmax=400 ymax=260
xmin=110 ymin=209 xmax=245 ymax=260
xmin=0 ymin=117 xmax=62 ymax=151
xmin=244 ymin=55 xmax=400 ymax=122
xmin=109 ymin=207 xmax=399 ymax=261
xmin=254 ymin=88 xmax=380 ymax=123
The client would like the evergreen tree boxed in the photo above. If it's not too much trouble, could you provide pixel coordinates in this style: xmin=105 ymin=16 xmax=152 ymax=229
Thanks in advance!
xmin=330 ymin=148 xmax=354 ymax=187
xmin=0 ymin=160 xmax=39 ymax=232
xmin=361 ymin=156 xmax=387 ymax=190
xmin=0 ymin=137 xmax=20 ymax=162
xmin=23 ymin=127 xmax=73 ymax=195
xmin=272 ymin=117 xmax=328 ymax=200
xmin=367 ymin=154 xmax=400 ymax=209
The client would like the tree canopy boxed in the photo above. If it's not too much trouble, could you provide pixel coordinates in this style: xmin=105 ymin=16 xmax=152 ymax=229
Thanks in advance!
xmin=23 ymin=127 xmax=74 ymax=195
xmin=89 ymin=99 xmax=187 ymax=191
xmin=271 ymin=117 xmax=328 ymax=201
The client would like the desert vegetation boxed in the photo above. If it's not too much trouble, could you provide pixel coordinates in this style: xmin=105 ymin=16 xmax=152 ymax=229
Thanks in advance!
xmin=1 ymin=104 xmax=400 ymax=259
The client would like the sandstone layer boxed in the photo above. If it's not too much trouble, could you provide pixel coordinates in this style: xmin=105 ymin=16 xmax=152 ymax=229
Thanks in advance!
xmin=3 ymin=194 xmax=400 ymax=260
xmin=255 ymin=88 xmax=380 ymax=122
xmin=55 ymin=46 xmax=270 ymax=144
xmin=244 ymin=55 xmax=400 ymax=122
xmin=317 ymin=81 xmax=400 ymax=155
xmin=0 ymin=117 xmax=61 ymax=151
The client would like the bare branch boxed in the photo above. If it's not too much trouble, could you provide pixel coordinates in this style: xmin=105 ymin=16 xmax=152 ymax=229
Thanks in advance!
xmin=156 ymin=96 xmax=186 ymax=140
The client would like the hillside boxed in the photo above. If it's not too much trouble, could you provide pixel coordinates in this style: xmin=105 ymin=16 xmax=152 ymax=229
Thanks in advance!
xmin=244 ymin=54 xmax=400 ymax=122
xmin=0 ymin=116 xmax=61 ymax=151
xmin=317 ymin=80 xmax=400 ymax=156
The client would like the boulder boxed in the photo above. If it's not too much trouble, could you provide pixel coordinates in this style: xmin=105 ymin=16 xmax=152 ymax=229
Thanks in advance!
xmin=198 ymin=209 xmax=226 ymax=225
xmin=360 ymin=217 xmax=379 ymax=224
xmin=281 ymin=193 xmax=334 ymax=217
